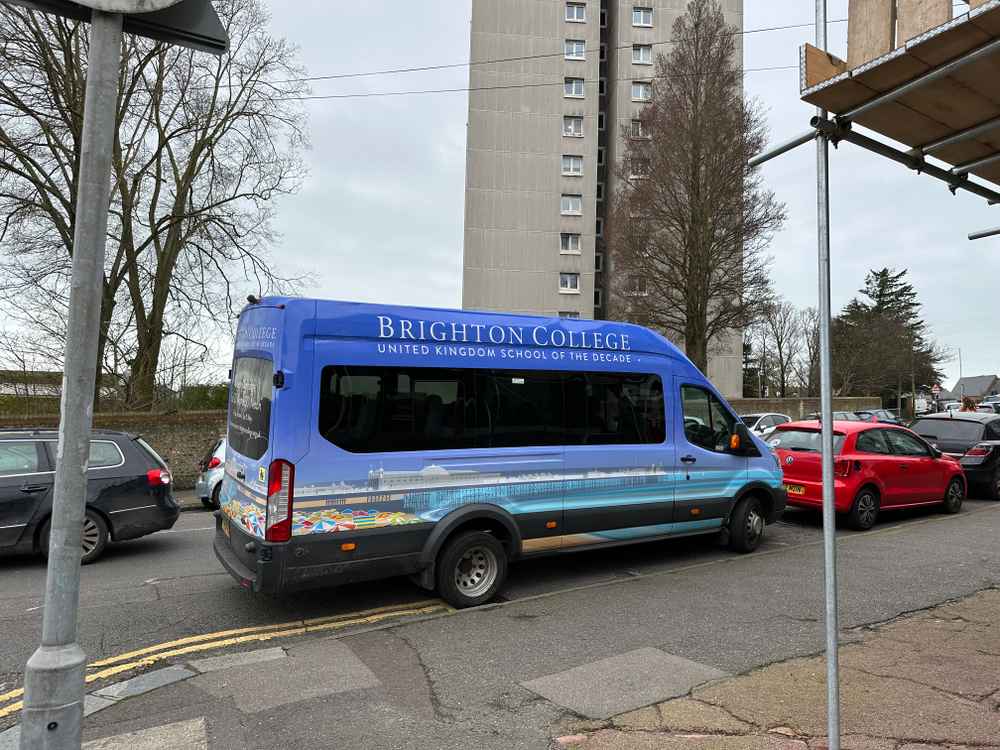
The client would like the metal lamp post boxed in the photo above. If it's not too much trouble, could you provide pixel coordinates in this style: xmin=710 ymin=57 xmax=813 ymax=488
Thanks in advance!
xmin=0 ymin=2 xmax=227 ymax=747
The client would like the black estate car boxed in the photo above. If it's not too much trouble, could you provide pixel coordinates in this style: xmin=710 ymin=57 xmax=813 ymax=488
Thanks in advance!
xmin=909 ymin=413 xmax=1000 ymax=500
xmin=0 ymin=430 xmax=179 ymax=563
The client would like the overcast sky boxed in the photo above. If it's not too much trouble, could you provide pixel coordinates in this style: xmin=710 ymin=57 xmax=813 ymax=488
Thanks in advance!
xmin=264 ymin=0 xmax=998 ymax=391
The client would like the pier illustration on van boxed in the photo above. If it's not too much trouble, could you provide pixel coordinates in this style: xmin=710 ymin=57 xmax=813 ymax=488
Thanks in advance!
xmin=293 ymin=463 xmax=673 ymax=518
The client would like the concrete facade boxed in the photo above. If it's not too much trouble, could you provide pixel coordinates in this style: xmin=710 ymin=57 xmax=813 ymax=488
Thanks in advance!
xmin=463 ymin=0 xmax=745 ymax=397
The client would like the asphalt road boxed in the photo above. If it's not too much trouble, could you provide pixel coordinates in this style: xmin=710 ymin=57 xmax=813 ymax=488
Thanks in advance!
xmin=2 ymin=495 xmax=1000 ymax=744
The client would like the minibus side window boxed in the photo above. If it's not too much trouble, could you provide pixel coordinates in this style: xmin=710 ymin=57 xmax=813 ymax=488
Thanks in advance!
xmin=478 ymin=371 xmax=564 ymax=448
xmin=319 ymin=366 xmax=666 ymax=453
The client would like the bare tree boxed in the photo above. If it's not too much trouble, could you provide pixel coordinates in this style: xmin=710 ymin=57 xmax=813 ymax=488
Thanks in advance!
xmin=793 ymin=307 xmax=820 ymax=396
xmin=0 ymin=0 xmax=307 ymax=408
xmin=606 ymin=0 xmax=785 ymax=373
xmin=761 ymin=299 xmax=800 ymax=398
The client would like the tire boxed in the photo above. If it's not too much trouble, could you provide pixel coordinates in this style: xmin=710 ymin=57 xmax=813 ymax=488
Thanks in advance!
xmin=40 ymin=509 xmax=110 ymax=564
xmin=941 ymin=477 xmax=964 ymax=514
xmin=728 ymin=496 xmax=766 ymax=553
xmin=203 ymin=483 xmax=222 ymax=510
xmin=435 ymin=531 xmax=508 ymax=609
xmin=848 ymin=488 xmax=880 ymax=531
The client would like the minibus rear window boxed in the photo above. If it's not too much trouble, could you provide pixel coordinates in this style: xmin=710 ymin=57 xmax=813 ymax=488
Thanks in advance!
xmin=318 ymin=365 xmax=666 ymax=453
xmin=229 ymin=356 xmax=273 ymax=460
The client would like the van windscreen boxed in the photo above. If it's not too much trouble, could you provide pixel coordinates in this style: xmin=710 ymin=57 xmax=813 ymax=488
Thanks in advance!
xmin=229 ymin=356 xmax=273 ymax=460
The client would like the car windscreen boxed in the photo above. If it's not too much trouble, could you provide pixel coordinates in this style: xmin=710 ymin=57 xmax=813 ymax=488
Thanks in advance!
xmin=229 ymin=356 xmax=273 ymax=460
xmin=909 ymin=419 xmax=984 ymax=445
xmin=768 ymin=429 xmax=846 ymax=454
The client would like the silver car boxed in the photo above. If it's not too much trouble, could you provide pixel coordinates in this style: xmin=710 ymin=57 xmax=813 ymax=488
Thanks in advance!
xmin=194 ymin=437 xmax=226 ymax=509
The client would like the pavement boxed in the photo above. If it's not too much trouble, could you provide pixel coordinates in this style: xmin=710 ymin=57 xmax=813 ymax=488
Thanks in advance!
xmin=173 ymin=489 xmax=205 ymax=512
xmin=1 ymin=498 xmax=998 ymax=749
xmin=2 ymin=588 xmax=998 ymax=749
xmin=560 ymin=588 xmax=1000 ymax=749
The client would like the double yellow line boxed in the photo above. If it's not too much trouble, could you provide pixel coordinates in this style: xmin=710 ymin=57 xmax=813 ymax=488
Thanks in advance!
xmin=0 ymin=599 xmax=450 ymax=720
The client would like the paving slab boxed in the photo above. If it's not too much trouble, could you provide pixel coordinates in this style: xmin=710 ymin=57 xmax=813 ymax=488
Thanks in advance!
xmin=191 ymin=636 xmax=379 ymax=713
xmin=82 ymin=717 xmax=207 ymax=750
xmin=612 ymin=696 xmax=754 ymax=734
xmin=189 ymin=646 xmax=286 ymax=674
xmin=521 ymin=647 xmax=727 ymax=720
xmin=93 ymin=666 xmax=195 ymax=701
xmin=84 ymin=694 xmax=118 ymax=717
xmin=563 ymin=729 xmax=805 ymax=749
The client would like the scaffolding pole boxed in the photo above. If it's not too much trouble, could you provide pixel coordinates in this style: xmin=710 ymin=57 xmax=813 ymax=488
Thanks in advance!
xmin=814 ymin=0 xmax=841 ymax=746
xmin=969 ymin=226 xmax=1000 ymax=240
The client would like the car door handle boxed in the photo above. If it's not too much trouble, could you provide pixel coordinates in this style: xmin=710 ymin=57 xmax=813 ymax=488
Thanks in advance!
xmin=680 ymin=455 xmax=697 ymax=465
xmin=898 ymin=464 xmax=909 ymax=471
xmin=20 ymin=484 xmax=48 ymax=495
xmin=236 ymin=469 xmax=246 ymax=481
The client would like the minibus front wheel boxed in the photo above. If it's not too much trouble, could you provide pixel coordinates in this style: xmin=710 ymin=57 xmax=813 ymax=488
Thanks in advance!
xmin=728 ymin=495 xmax=765 ymax=553
xmin=436 ymin=530 xmax=508 ymax=609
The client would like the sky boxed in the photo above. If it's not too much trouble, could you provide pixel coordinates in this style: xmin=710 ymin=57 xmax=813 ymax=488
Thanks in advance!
xmin=263 ymin=0 xmax=999 ymax=392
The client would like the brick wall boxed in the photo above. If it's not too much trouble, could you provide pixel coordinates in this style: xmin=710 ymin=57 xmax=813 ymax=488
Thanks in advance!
xmin=0 ymin=411 xmax=226 ymax=490
xmin=729 ymin=397 xmax=883 ymax=420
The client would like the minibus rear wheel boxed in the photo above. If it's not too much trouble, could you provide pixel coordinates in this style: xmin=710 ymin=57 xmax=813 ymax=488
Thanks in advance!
xmin=436 ymin=530 xmax=508 ymax=609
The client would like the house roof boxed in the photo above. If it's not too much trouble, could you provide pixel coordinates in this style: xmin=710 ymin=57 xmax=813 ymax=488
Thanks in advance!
xmin=951 ymin=375 xmax=1000 ymax=399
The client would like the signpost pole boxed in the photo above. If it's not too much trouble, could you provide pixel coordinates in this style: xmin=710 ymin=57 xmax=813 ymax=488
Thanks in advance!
xmin=815 ymin=1 xmax=842 ymax=748
xmin=19 ymin=10 xmax=124 ymax=749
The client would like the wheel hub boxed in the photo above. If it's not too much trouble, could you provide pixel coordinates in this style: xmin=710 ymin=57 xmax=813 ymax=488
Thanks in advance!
xmin=82 ymin=517 xmax=100 ymax=554
xmin=455 ymin=546 xmax=497 ymax=598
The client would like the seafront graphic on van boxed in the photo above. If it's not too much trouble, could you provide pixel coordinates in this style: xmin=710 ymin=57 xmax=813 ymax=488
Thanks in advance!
xmin=224 ymin=461 xmax=688 ymax=544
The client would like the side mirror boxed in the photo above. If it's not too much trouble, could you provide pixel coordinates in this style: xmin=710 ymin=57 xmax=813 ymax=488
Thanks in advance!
xmin=728 ymin=423 xmax=760 ymax=457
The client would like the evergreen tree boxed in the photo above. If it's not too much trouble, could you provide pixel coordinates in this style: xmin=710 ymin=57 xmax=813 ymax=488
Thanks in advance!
xmin=833 ymin=268 xmax=943 ymax=402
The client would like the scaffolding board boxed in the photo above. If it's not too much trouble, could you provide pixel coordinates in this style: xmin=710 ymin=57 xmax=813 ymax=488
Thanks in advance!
xmin=800 ymin=0 xmax=1000 ymax=188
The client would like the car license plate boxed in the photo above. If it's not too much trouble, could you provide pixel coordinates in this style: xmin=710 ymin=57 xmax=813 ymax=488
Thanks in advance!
xmin=785 ymin=484 xmax=806 ymax=496
xmin=222 ymin=519 xmax=231 ymax=539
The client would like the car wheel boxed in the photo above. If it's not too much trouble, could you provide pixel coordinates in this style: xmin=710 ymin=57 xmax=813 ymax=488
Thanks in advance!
xmin=942 ymin=478 xmax=964 ymax=514
xmin=40 ymin=509 xmax=110 ymax=564
xmin=435 ymin=531 xmax=507 ymax=609
xmin=991 ymin=469 xmax=1000 ymax=501
xmin=202 ymin=483 xmax=222 ymax=510
xmin=848 ymin=488 xmax=879 ymax=531
xmin=728 ymin=495 xmax=766 ymax=553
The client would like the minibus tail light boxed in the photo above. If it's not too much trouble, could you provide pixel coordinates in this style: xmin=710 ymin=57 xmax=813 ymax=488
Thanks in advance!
xmin=207 ymin=456 xmax=222 ymax=469
xmin=265 ymin=459 xmax=295 ymax=543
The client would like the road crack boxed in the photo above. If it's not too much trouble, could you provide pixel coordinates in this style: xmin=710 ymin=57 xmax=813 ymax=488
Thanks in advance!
xmin=389 ymin=628 xmax=460 ymax=723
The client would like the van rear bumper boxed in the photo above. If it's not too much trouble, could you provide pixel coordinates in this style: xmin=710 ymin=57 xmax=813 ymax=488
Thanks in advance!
xmin=213 ymin=515 xmax=428 ymax=594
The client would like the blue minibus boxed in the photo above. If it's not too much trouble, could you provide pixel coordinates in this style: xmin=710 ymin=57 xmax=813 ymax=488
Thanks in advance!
xmin=214 ymin=297 xmax=786 ymax=608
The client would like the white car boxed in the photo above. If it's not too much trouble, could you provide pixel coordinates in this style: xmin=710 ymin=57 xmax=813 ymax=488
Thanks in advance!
xmin=740 ymin=413 xmax=792 ymax=437
xmin=194 ymin=437 xmax=226 ymax=509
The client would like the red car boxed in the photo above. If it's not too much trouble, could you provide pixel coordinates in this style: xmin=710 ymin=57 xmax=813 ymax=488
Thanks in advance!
xmin=770 ymin=421 xmax=966 ymax=530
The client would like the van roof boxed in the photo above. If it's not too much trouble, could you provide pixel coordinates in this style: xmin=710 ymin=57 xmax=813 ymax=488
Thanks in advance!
xmin=242 ymin=296 xmax=696 ymax=365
